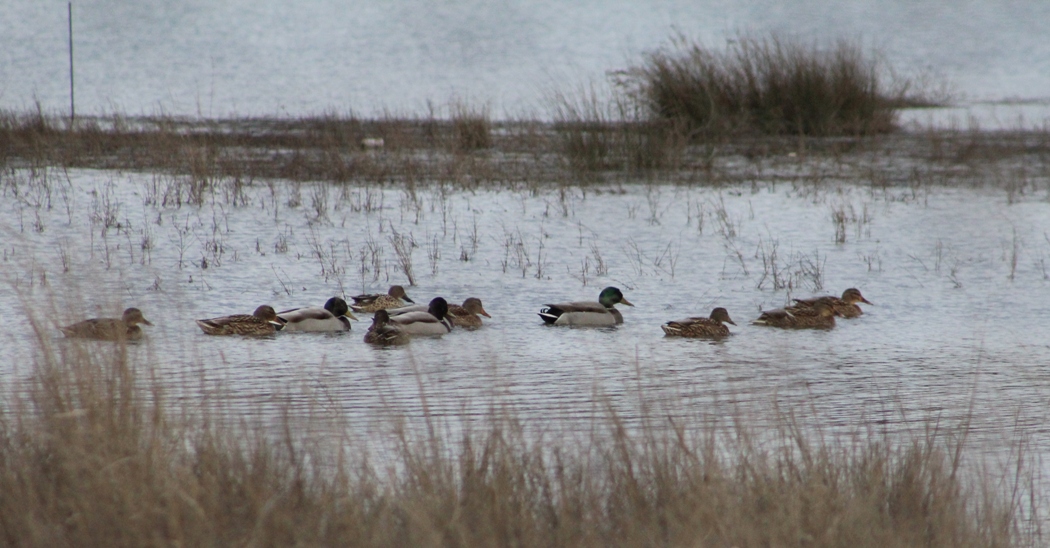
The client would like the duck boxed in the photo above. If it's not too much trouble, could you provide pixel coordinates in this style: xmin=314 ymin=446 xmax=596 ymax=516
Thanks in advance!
xmin=195 ymin=305 xmax=285 ymax=336
xmin=387 ymin=297 xmax=453 ymax=336
xmin=350 ymin=285 xmax=415 ymax=313
xmin=388 ymin=297 xmax=491 ymax=329
xmin=790 ymin=288 xmax=872 ymax=318
xmin=752 ymin=301 xmax=838 ymax=329
xmin=661 ymin=307 xmax=736 ymax=338
xmin=277 ymin=297 xmax=358 ymax=332
xmin=539 ymin=286 xmax=634 ymax=326
xmin=60 ymin=307 xmax=153 ymax=341
xmin=363 ymin=310 xmax=410 ymax=345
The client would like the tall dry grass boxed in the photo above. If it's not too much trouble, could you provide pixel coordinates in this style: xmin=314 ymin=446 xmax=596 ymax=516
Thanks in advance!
xmin=623 ymin=35 xmax=903 ymax=136
xmin=0 ymin=309 xmax=1037 ymax=547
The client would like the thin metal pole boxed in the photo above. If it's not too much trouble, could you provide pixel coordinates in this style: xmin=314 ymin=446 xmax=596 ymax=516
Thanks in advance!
xmin=68 ymin=2 xmax=75 ymax=123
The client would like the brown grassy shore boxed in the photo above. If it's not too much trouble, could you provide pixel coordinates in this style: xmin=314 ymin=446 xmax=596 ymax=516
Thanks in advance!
xmin=0 ymin=323 xmax=1038 ymax=547
xmin=3 ymin=33 xmax=1049 ymax=189
xmin=3 ymin=109 xmax=1050 ymax=193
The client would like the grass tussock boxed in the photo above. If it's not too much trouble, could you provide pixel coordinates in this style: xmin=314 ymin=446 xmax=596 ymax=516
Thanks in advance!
xmin=547 ymin=85 xmax=686 ymax=175
xmin=0 ymin=316 xmax=1036 ymax=547
xmin=624 ymin=34 xmax=903 ymax=137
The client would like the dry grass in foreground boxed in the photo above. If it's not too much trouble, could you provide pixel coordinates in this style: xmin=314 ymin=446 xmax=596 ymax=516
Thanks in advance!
xmin=0 ymin=318 xmax=1038 ymax=547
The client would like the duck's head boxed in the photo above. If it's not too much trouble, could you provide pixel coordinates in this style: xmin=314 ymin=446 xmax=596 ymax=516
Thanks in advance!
xmin=427 ymin=297 xmax=449 ymax=320
xmin=841 ymin=288 xmax=872 ymax=305
xmin=122 ymin=307 xmax=153 ymax=326
xmin=390 ymin=285 xmax=414 ymax=303
xmin=253 ymin=305 xmax=281 ymax=322
xmin=325 ymin=297 xmax=358 ymax=320
xmin=598 ymin=287 xmax=633 ymax=308
xmin=372 ymin=309 xmax=391 ymax=327
xmin=462 ymin=297 xmax=491 ymax=318
xmin=710 ymin=307 xmax=736 ymax=325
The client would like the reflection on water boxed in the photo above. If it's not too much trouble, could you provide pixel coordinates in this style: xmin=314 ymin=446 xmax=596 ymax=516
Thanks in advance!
xmin=2 ymin=170 xmax=1050 ymax=465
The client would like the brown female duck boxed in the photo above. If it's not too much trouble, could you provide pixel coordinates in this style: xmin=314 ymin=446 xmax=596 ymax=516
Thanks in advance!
xmin=363 ymin=309 xmax=410 ymax=345
xmin=195 ymin=305 xmax=285 ymax=336
xmin=791 ymin=288 xmax=872 ymax=318
xmin=60 ymin=307 xmax=153 ymax=341
xmin=350 ymin=285 xmax=415 ymax=313
xmin=661 ymin=307 xmax=736 ymax=338
xmin=753 ymin=301 xmax=838 ymax=329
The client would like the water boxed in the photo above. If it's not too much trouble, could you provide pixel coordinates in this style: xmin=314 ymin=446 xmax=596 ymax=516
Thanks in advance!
xmin=3 ymin=1 xmax=1050 ymax=122
xmin=2 ymin=168 xmax=1049 ymax=454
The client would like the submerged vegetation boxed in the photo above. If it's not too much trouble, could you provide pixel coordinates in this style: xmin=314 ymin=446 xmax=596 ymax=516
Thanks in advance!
xmin=0 ymin=326 xmax=1037 ymax=546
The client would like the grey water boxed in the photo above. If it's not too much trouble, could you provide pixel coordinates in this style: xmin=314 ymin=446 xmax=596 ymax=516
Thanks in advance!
xmin=3 ymin=1 xmax=1050 ymax=125
xmin=2 ymin=168 xmax=1049 ymax=458
xmin=4 ymin=0 xmax=1050 ymax=498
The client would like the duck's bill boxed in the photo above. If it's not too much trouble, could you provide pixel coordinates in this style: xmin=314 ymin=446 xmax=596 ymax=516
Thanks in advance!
xmin=479 ymin=307 xmax=492 ymax=318
xmin=142 ymin=319 xmax=154 ymax=326
xmin=345 ymin=311 xmax=360 ymax=321
xmin=619 ymin=297 xmax=635 ymax=307
xmin=861 ymin=298 xmax=874 ymax=305
xmin=402 ymin=295 xmax=415 ymax=303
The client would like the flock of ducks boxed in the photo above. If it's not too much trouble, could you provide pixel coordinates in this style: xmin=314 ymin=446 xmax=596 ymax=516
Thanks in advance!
xmin=58 ymin=285 xmax=872 ymax=344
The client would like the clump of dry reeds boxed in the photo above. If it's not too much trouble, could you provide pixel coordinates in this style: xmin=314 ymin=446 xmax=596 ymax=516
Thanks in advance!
xmin=0 ymin=304 xmax=1037 ymax=546
xmin=547 ymin=85 xmax=684 ymax=175
xmin=623 ymin=34 xmax=903 ymax=136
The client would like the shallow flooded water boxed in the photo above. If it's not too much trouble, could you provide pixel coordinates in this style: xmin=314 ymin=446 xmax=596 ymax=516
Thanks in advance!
xmin=2 ymin=167 xmax=1049 ymax=460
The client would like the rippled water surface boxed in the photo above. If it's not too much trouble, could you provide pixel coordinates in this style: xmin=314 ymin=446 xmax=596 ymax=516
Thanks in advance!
xmin=2 ymin=169 xmax=1049 ymax=458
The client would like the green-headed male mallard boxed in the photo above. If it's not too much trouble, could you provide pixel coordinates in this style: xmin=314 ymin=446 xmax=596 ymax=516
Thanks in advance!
xmin=277 ymin=297 xmax=358 ymax=332
xmin=363 ymin=309 xmax=410 ymax=345
xmin=790 ymin=288 xmax=872 ymax=318
xmin=350 ymin=285 xmax=414 ymax=313
xmin=60 ymin=307 xmax=153 ymax=341
xmin=661 ymin=307 xmax=736 ymax=338
xmin=196 ymin=305 xmax=285 ymax=336
xmin=753 ymin=301 xmax=838 ymax=329
xmin=539 ymin=286 xmax=634 ymax=326
xmin=389 ymin=297 xmax=491 ymax=329
xmin=387 ymin=297 xmax=453 ymax=336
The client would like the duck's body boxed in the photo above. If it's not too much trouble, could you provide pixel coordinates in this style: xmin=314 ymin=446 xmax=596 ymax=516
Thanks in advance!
xmin=791 ymin=288 xmax=872 ymax=319
xmin=277 ymin=297 xmax=357 ymax=332
xmin=753 ymin=302 xmax=837 ymax=329
xmin=363 ymin=310 xmax=410 ymax=345
xmin=388 ymin=297 xmax=453 ymax=336
xmin=389 ymin=297 xmax=491 ymax=329
xmin=350 ymin=285 xmax=414 ymax=313
xmin=196 ymin=305 xmax=285 ymax=336
xmin=661 ymin=307 xmax=736 ymax=338
xmin=539 ymin=287 xmax=634 ymax=326
xmin=60 ymin=308 xmax=152 ymax=341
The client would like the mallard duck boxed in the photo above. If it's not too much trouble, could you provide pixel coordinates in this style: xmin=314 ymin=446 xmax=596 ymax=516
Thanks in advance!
xmin=791 ymin=288 xmax=872 ymax=318
xmin=60 ymin=307 xmax=153 ymax=341
xmin=195 ymin=305 xmax=285 ymax=336
xmin=363 ymin=310 xmax=410 ymax=345
xmin=752 ymin=301 xmax=838 ymax=329
xmin=387 ymin=297 xmax=453 ymax=336
xmin=661 ymin=307 xmax=736 ymax=338
xmin=386 ymin=296 xmax=451 ymax=333
xmin=539 ymin=286 xmax=634 ymax=326
xmin=350 ymin=285 xmax=415 ymax=313
xmin=277 ymin=297 xmax=358 ymax=332
xmin=389 ymin=297 xmax=491 ymax=329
